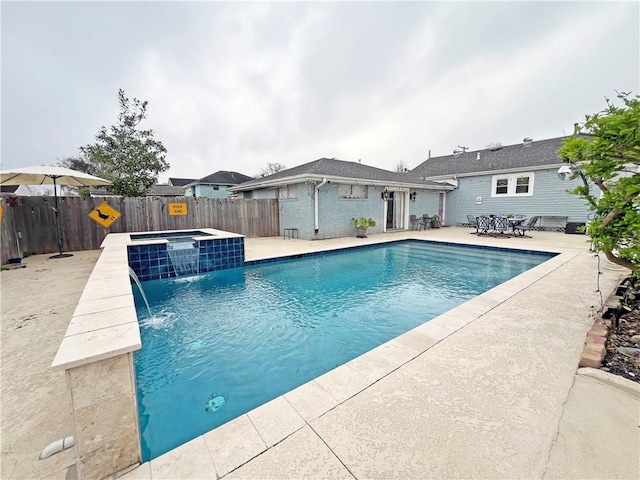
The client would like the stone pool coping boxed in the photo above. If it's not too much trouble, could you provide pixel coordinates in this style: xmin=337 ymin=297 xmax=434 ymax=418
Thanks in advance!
xmin=51 ymin=228 xmax=242 ymax=371
xmin=113 ymin=233 xmax=578 ymax=479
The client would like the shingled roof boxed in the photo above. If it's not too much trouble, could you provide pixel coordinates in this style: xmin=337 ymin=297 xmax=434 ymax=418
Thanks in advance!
xmin=187 ymin=171 xmax=253 ymax=187
xmin=168 ymin=177 xmax=196 ymax=186
xmin=232 ymin=158 xmax=447 ymax=191
xmin=147 ymin=185 xmax=186 ymax=196
xmin=412 ymin=136 xmax=575 ymax=178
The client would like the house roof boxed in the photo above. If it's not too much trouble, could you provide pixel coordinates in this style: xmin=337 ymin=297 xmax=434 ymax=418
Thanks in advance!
xmin=231 ymin=158 xmax=449 ymax=191
xmin=186 ymin=171 xmax=253 ymax=187
xmin=88 ymin=185 xmax=185 ymax=197
xmin=411 ymin=136 xmax=578 ymax=178
xmin=0 ymin=185 xmax=19 ymax=193
xmin=168 ymin=177 xmax=196 ymax=186
xmin=147 ymin=185 xmax=185 ymax=196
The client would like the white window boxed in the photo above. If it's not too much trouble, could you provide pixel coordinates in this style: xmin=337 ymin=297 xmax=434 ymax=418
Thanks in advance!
xmin=339 ymin=184 xmax=367 ymax=199
xmin=491 ymin=172 xmax=535 ymax=197
xmin=279 ymin=185 xmax=297 ymax=199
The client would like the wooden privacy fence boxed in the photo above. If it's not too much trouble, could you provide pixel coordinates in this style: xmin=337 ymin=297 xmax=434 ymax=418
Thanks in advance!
xmin=0 ymin=196 xmax=279 ymax=263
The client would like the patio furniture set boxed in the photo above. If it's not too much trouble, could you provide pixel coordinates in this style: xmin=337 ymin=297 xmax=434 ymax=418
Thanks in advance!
xmin=410 ymin=214 xmax=439 ymax=231
xmin=467 ymin=214 xmax=540 ymax=238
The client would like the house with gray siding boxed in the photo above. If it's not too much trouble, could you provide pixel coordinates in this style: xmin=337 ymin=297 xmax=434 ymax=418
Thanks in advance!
xmin=230 ymin=158 xmax=453 ymax=240
xmin=184 ymin=171 xmax=253 ymax=198
xmin=411 ymin=136 xmax=592 ymax=231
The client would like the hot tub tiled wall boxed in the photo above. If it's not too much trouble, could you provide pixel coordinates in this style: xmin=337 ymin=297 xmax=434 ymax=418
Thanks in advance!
xmin=128 ymin=237 xmax=245 ymax=281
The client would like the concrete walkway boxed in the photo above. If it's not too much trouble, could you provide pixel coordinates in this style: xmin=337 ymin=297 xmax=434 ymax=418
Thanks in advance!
xmin=1 ymin=249 xmax=102 ymax=479
xmin=1 ymin=228 xmax=638 ymax=479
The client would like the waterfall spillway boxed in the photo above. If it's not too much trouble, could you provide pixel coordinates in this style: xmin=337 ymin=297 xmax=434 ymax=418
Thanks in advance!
xmin=167 ymin=240 xmax=199 ymax=277
xmin=128 ymin=267 xmax=152 ymax=318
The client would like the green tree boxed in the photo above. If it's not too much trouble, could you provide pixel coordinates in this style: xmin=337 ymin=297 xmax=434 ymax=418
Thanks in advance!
xmin=559 ymin=91 xmax=640 ymax=274
xmin=58 ymin=153 xmax=99 ymax=176
xmin=82 ymin=89 xmax=169 ymax=196
xmin=57 ymin=153 xmax=99 ymax=196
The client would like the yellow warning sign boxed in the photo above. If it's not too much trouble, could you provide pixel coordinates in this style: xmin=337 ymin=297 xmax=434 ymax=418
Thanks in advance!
xmin=168 ymin=203 xmax=188 ymax=216
xmin=88 ymin=202 xmax=121 ymax=228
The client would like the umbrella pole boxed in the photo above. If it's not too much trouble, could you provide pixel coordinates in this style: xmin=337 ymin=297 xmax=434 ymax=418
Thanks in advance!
xmin=50 ymin=176 xmax=73 ymax=259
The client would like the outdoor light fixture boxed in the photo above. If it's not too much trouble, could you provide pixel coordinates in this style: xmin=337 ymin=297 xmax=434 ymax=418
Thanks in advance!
xmin=410 ymin=191 xmax=417 ymax=202
xmin=381 ymin=190 xmax=390 ymax=201
xmin=557 ymin=164 xmax=580 ymax=181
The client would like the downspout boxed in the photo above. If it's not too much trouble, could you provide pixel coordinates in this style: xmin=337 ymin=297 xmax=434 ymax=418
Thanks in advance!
xmin=314 ymin=178 xmax=328 ymax=234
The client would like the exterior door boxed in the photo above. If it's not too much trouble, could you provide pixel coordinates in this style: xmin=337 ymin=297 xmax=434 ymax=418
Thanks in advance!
xmin=386 ymin=192 xmax=395 ymax=229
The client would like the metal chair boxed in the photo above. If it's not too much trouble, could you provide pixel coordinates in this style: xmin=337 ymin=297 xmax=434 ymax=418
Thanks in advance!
xmin=409 ymin=215 xmax=421 ymax=231
xmin=467 ymin=214 xmax=478 ymax=233
xmin=422 ymin=214 xmax=431 ymax=230
xmin=512 ymin=216 xmax=540 ymax=237
xmin=476 ymin=216 xmax=491 ymax=235
xmin=493 ymin=216 xmax=509 ymax=236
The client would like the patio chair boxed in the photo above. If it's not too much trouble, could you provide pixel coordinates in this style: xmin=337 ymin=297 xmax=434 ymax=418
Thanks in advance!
xmin=512 ymin=216 xmax=540 ymax=237
xmin=493 ymin=216 xmax=509 ymax=236
xmin=467 ymin=214 xmax=478 ymax=233
xmin=422 ymin=214 xmax=431 ymax=230
xmin=476 ymin=216 xmax=491 ymax=235
xmin=410 ymin=215 xmax=421 ymax=231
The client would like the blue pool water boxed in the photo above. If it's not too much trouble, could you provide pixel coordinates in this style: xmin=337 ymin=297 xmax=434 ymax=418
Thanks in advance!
xmin=133 ymin=240 xmax=553 ymax=460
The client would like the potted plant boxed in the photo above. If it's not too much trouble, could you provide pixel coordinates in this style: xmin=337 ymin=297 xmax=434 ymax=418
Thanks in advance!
xmin=351 ymin=217 xmax=376 ymax=238
xmin=430 ymin=214 xmax=441 ymax=228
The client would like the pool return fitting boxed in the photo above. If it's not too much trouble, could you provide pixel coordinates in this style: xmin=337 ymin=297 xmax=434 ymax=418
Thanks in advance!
xmin=39 ymin=436 xmax=75 ymax=459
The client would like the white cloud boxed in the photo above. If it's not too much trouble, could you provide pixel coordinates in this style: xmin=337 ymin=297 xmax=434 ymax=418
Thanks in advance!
xmin=1 ymin=1 xmax=638 ymax=182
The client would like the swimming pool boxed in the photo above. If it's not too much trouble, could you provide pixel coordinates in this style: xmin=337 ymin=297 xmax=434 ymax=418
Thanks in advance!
xmin=133 ymin=240 xmax=554 ymax=460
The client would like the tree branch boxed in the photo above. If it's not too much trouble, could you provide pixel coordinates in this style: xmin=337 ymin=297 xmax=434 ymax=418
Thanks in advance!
xmin=578 ymin=170 xmax=598 ymax=208
xmin=603 ymin=249 xmax=637 ymax=272
xmin=600 ymin=191 xmax=640 ymax=229
xmin=593 ymin=177 xmax=610 ymax=195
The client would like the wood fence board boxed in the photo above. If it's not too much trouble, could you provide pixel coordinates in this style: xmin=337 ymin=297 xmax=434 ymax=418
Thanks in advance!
xmin=0 ymin=195 xmax=279 ymax=263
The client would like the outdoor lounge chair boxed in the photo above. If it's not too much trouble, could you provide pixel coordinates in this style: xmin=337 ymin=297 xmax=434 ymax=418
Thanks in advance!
xmin=512 ymin=216 xmax=540 ymax=237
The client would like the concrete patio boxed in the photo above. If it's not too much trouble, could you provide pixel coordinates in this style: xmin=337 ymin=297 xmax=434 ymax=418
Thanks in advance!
xmin=1 ymin=227 xmax=638 ymax=479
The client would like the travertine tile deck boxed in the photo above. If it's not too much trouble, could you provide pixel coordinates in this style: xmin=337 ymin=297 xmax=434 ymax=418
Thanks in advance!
xmin=2 ymin=228 xmax=637 ymax=480
xmin=118 ymin=228 xmax=638 ymax=479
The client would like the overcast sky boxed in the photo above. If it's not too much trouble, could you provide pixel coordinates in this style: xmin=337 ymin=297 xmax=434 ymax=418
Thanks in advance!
xmin=2 ymin=1 xmax=638 ymax=183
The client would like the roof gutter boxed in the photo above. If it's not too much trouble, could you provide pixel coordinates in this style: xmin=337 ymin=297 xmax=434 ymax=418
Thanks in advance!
xmin=314 ymin=178 xmax=328 ymax=234
xmin=423 ymin=163 xmax=565 ymax=181
xmin=229 ymin=174 xmax=453 ymax=192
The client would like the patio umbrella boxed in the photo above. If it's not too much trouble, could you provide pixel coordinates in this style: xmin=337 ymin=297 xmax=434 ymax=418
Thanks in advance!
xmin=0 ymin=166 xmax=111 ymax=259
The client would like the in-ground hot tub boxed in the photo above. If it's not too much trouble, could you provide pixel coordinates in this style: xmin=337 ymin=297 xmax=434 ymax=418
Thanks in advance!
xmin=51 ymin=228 xmax=244 ymax=479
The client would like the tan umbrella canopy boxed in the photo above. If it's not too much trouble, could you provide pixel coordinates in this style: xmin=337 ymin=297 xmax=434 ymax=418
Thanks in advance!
xmin=0 ymin=166 xmax=111 ymax=258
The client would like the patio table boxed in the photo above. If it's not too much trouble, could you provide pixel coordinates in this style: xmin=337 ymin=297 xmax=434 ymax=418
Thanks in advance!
xmin=507 ymin=217 xmax=527 ymax=236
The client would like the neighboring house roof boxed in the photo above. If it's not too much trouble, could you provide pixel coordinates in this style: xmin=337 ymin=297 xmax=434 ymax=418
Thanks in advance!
xmin=185 ymin=171 xmax=253 ymax=187
xmin=168 ymin=177 xmax=196 ymax=186
xmin=0 ymin=185 xmax=19 ymax=193
xmin=147 ymin=185 xmax=185 ymax=196
xmin=88 ymin=185 xmax=185 ymax=197
xmin=230 ymin=158 xmax=451 ymax=192
xmin=89 ymin=188 xmax=120 ymax=197
xmin=411 ymin=136 xmax=580 ymax=179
